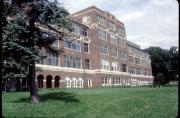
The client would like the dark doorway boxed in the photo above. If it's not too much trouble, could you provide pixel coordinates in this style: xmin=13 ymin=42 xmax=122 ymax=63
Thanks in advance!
xmin=46 ymin=75 xmax=52 ymax=88
xmin=55 ymin=76 xmax=60 ymax=88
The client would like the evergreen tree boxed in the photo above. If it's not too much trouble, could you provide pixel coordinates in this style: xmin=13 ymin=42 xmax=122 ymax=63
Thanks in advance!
xmin=2 ymin=0 xmax=72 ymax=103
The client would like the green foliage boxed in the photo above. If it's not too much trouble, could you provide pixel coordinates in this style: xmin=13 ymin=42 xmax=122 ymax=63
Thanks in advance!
xmin=144 ymin=46 xmax=179 ymax=84
xmin=2 ymin=0 xmax=72 ymax=81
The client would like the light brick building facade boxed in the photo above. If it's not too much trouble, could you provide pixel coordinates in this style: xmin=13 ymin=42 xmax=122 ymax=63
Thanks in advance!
xmin=30 ymin=6 xmax=153 ymax=89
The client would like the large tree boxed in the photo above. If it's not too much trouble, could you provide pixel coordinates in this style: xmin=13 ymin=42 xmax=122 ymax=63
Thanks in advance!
xmin=144 ymin=46 xmax=179 ymax=85
xmin=2 ymin=0 xmax=72 ymax=103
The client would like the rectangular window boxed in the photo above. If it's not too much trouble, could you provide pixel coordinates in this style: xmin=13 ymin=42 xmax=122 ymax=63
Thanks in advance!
xmin=121 ymin=64 xmax=127 ymax=72
xmin=83 ymin=43 xmax=89 ymax=52
xmin=117 ymin=26 xmax=125 ymax=35
xmin=38 ymin=52 xmax=59 ymax=66
xmin=111 ymin=61 xmax=118 ymax=71
xmin=85 ymin=59 xmax=90 ymax=69
xmin=97 ymin=16 xmax=106 ymax=26
xmin=72 ymin=22 xmax=79 ymax=34
xmin=64 ymin=37 xmax=81 ymax=51
xmin=128 ymin=56 xmax=135 ymax=64
xmin=135 ymin=58 xmax=140 ymax=64
xmin=119 ymin=50 xmax=127 ymax=59
xmin=82 ymin=27 xmax=88 ymax=37
xmin=128 ymin=67 xmax=135 ymax=74
xmin=102 ymin=77 xmax=108 ymax=85
xmin=109 ymin=21 xmax=116 ymax=31
xmin=110 ymin=34 xmax=117 ymax=44
xmin=111 ymin=48 xmax=118 ymax=57
xmin=119 ymin=38 xmax=126 ymax=48
xmin=99 ymin=44 xmax=108 ymax=54
xmin=64 ymin=55 xmax=81 ymax=69
xmin=100 ymin=59 xmax=109 ymax=70
xmin=83 ymin=15 xmax=91 ymax=25
xmin=98 ymin=29 xmax=106 ymax=40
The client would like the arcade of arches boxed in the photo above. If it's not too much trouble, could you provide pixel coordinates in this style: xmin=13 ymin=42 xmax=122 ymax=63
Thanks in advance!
xmin=36 ymin=74 xmax=61 ymax=88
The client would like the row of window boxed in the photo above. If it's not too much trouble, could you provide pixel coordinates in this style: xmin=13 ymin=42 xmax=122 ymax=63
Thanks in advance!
xmin=102 ymin=77 xmax=130 ymax=85
xmin=65 ymin=77 xmax=92 ymax=88
xmin=97 ymin=16 xmax=125 ymax=35
xmin=37 ymin=54 xmax=90 ymax=69
xmin=128 ymin=56 xmax=151 ymax=67
xmin=128 ymin=46 xmax=150 ymax=60
xmin=102 ymin=77 xmax=151 ymax=86
xmin=99 ymin=44 xmax=127 ymax=59
xmin=64 ymin=37 xmax=89 ymax=52
xmin=98 ymin=29 xmax=126 ymax=46
xmin=128 ymin=67 xmax=152 ymax=76
xmin=65 ymin=77 xmax=84 ymax=88
xmin=100 ymin=59 xmax=127 ymax=72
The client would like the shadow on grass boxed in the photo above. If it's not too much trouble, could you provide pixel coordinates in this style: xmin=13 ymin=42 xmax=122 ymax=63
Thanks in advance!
xmin=13 ymin=91 xmax=79 ymax=103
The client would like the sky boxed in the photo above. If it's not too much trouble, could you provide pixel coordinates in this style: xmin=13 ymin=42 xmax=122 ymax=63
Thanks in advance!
xmin=60 ymin=0 xmax=179 ymax=49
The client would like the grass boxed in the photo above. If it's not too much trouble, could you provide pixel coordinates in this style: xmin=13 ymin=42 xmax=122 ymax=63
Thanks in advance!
xmin=2 ymin=87 xmax=178 ymax=118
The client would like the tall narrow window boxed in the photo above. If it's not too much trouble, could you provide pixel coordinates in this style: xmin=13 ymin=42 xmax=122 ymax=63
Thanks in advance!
xmin=99 ymin=44 xmax=108 ymax=54
xmin=97 ymin=16 xmax=106 ymax=26
xmin=82 ymin=27 xmax=88 ymax=37
xmin=84 ymin=43 xmax=89 ymax=52
xmin=98 ymin=29 xmax=106 ymax=40
xmin=100 ymin=59 xmax=109 ymax=70
xmin=72 ymin=22 xmax=79 ymax=34
xmin=85 ymin=59 xmax=90 ymax=69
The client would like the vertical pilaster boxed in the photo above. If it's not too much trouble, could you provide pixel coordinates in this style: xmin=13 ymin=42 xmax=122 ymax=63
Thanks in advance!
xmin=43 ymin=79 xmax=46 ymax=88
xmin=52 ymin=78 xmax=55 ymax=88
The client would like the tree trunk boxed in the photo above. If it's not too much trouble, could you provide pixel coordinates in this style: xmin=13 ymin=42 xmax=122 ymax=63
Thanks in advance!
xmin=29 ymin=61 xmax=39 ymax=104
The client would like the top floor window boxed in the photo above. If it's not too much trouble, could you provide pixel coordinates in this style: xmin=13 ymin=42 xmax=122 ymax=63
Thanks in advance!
xmin=117 ymin=26 xmax=125 ymax=35
xmin=109 ymin=21 xmax=116 ymax=31
xmin=98 ymin=29 xmax=106 ymax=40
xmin=83 ymin=15 xmax=91 ymax=25
xmin=72 ymin=23 xmax=79 ymax=34
xmin=97 ymin=16 xmax=106 ymax=26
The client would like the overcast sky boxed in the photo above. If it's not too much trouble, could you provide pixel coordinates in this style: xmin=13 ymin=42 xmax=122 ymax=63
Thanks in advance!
xmin=60 ymin=0 xmax=179 ymax=49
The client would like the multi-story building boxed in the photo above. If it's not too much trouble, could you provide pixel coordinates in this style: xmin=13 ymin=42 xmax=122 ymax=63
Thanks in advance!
xmin=19 ymin=6 xmax=153 ymax=89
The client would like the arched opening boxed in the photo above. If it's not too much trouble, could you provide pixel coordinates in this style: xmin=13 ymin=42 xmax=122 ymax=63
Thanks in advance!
xmin=65 ymin=77 xmax=71 ymax=88
xmin=37 ymin=75 xmax=44 ymax=88
xmin=55 ymin=75 xmax=60 ymax=88
xmin=72 ymin=77 xmax=77 ymax=88
xmin=78 ymin=78 xmax=84 ymax=88
xmin=46 ymin=75 xmax=52 ymax=88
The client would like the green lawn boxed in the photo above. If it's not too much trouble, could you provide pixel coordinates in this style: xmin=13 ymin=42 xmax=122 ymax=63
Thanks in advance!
xmin=2 ymin=87 xmax=178 ymax=118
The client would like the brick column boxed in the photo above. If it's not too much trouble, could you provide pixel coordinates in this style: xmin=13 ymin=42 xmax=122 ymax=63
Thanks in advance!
xmin=59 ymin=79 xmax=61 ymax=88
xmin=52 ymin=78 xmax=55 ymax=88
xmin=43 ymin=79 xmax=46 ymax=88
